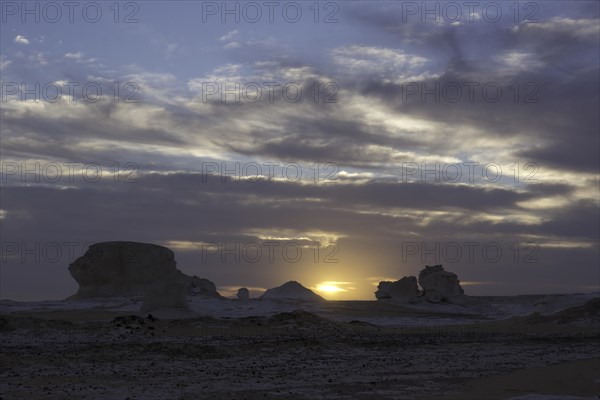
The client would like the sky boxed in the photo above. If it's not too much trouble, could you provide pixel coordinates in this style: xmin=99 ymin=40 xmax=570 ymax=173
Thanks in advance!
xmin=0 ymin=0 xmax=599 ymax=301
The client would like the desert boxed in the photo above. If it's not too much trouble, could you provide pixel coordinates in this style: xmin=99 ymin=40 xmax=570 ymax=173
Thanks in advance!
xmin=2 ymin=242 xmax=598 ymax=399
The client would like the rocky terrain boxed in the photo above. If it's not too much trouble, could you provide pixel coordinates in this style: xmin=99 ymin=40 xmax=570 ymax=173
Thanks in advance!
xmin=1 ymin=242 xmax=598 ymax=399
xmin=1 ymin=301 xmax=599 ymax=400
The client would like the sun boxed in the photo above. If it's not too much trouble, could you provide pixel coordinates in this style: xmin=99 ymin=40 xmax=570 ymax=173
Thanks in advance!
xmin=315 ymin=282 xmax=347 ymax=294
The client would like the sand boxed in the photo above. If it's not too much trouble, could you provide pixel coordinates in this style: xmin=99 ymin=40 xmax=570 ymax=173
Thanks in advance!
xmin=2 ymin=299 xmax=599 ymax=400
xmin=442 ymin=358 xmax=599 ymax=400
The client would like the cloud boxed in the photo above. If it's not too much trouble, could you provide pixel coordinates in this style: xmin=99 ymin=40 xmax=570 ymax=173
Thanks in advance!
xmin=332 ymin=45 xmax=429 ymax=81
xmin=224 ymin=41 xmax=241 ymax=49
xmin=166 ymin=43 xmax=179 ymax=58
xmin=14 ymin=35 xmax=30 ymax=45
xmin=27 ymin=52 xmax=48 ymax=66
xmin=494 ymin=51 xmax=545 ymax=74
xmin=64 ymin=51 xmax=95 ymax=63
xmin=219 ymin=30 xmax=243 ymax=49
xmin=220 ymin=30 xmax=239 ymax=41
xmin=0 ymin=57 xmax=11 ymax=71
xmin=64 ymin=51 xmax=84 ymax=60
xmin=512 ymin=17 xmax=600 ymax=39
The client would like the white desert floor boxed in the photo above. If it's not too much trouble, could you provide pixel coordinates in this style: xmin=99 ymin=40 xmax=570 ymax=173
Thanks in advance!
xmin=1 ymin=293 xmax=599 ymax=399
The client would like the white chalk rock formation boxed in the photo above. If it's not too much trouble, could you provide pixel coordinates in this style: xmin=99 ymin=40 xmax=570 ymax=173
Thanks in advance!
xmin=375 ymin=276 xmax=419 ymax=303
xmin=141 ymin=283 xmax=188 ymax=313
xmin=418 ymin=264 xmax=464 ymax=303
xmin=237 ymin=287 xmax=250 ymax=301
xmin=260 ymin=281 xmax=325 ymax=302
xmin=68 ymin=242 xmax=221 ymax=299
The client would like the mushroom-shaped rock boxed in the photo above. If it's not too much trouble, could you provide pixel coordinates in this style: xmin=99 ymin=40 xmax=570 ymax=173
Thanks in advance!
xmin=375 ymin=276 xmax=419 ymax=303
xmin=260 ymin=281 xmax=325 ymax=302
xmin=424 ymin=289 xmax=443 ymax=303
xmin=418 ymin=264 xmax=464 ymax=303
xmin=237 ymin=287 xmax=250 ymax=301
xmin=141 ymin=282 xmax=188 ymax=313
xmin=68 ymin=241 xmax=221 ymax=299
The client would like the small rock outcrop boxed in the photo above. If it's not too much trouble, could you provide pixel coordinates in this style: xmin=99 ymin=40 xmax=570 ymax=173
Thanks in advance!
xmin=260 ymin=281 xmax=325 ymax=302
xmin=237 ymin=287 xmax=250 ymax=301
xmin=418 ymin=264 xmax=464 ymax=303
xmin=68 ymin=242 xmax=221 ymax=299
xmin=375 ymin=276 xmax=419 ymax=302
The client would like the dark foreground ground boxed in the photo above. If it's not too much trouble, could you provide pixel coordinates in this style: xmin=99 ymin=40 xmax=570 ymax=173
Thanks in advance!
xmin=1 ymin=300 xmax=599 ymax=400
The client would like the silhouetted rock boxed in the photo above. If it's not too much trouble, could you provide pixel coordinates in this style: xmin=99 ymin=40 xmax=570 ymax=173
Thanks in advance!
xmin=424 ymin=289 xmax=443 ymax=303
xmin=375 ymin=276 xmax=419 ymax=303
xmin=237 ymin=287 xmax=250 ymax=300
xmin=68 ymin=241 xmax=221 ymax=299
xmin=418 ymin=264 xmax=464 ymax=303
xmin=141 ymin=282 xmax=188 ymax=313
xmin=260 ymin=281 xmax=325 ymax=301
xmin=187 ymin=275 xmax=221 ymax=298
